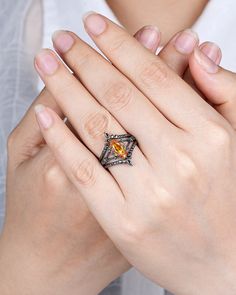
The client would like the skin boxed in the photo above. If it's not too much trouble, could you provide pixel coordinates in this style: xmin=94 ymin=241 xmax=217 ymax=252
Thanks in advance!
xmin=0 ymin=6 xmax=232 ymax=295
xmin=0 ymin=87 xmax=129 ymax=295
xmin=0 ymin=3 xmax=220 ymax=294
xmin=33 ymin=13 xmax=236 ymax=295
xmin=106 ymin=0 xmax=208 ymax=44
xmin=0 ymin=26 xmax=202 ymax=294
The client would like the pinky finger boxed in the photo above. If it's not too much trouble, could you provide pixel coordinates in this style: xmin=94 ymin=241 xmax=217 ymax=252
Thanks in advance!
xmin=34 ymin=104 xmax=125 ymax=229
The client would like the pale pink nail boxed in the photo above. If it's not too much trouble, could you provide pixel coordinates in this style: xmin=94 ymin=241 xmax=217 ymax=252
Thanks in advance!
xmin=35 ymin=50 xmax=59 ymax=75
xmin=200 ymin=42 xmax=222 ymax=65
xmin=174 ymin=29 xmax=199 ymax=54
xmin=35 ymin=104 xmax=53 ymax=129
xmin=136 ymin=26 xmax=160 ymax=50
xmin=83 ymin=12 xmax=107 ymax=36
xmin=194 ymin=47 xmax=219 ymax=74
xmin=52 ymin=31 xmax=75 ymax=53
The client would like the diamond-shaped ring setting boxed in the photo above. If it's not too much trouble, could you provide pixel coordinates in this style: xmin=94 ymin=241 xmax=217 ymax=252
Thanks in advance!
xmin=99 ymin=133 xmax=137 ymax=169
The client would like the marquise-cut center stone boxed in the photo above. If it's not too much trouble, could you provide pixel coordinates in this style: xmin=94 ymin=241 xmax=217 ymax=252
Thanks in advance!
xmin=110 ymin=139 xmax=128 ymax=159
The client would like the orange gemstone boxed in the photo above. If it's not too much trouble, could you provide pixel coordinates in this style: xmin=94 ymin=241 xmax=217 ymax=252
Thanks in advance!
xmin=110 ymin=139 xmax=128 ymax=159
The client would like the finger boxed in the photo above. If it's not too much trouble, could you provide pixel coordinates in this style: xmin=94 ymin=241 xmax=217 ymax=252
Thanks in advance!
xmin=134 ymin=26 xmax=199 ymax=77
xmin=9 ymin=88 xmax=63 ymax=165
xmin=183 ymin=41 xmax=222 ymax=91
xmin=134 ymin=25 xmax=161 ymax=53
xmin=34 ymin=104 xmax=124 ymax=231
xmin=135 ymin=26 xmax=199 ymax=89
xmin=51 ymin=29 xmax=176 ymax=160
xmin=159 ymin=29 xmax=198 ymax=76
xmin=82 ymin=12 xmax=218 ymax=131
xmin=189 ymin=46 xmax=236 ymax=128
xmin=34 ymin=49 xmax=152 ymax=196
xmin=199 ymin=42 xmax=222 ymax=65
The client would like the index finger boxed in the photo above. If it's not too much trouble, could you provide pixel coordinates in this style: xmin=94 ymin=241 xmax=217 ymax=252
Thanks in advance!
xmin=9 ymin=88 xmax=63 ymax=166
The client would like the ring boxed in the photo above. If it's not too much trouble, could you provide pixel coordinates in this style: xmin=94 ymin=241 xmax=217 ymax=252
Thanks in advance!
xmin=99 ymin=133 xmax=137 ymax=169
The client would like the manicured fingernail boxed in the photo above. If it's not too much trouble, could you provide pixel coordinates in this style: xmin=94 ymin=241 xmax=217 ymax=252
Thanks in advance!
xmin=35 ymin=104 xmax=53 ymax=129
xmin=52 ymin=31 xmax=75 ymax=53
xmin=174 ymin=29 xmax=199 ymax=54
xmin=194 ymin=47 xmax=219 ymax=74
xmin=200 ymin=42 xmax=222 ymax=64
xmin=35 ymin=50 xmax=59 ymax=75
xmin=135 ymin=25 xmax=160 ymax=50
xmin=83 ymin=11 xmax=107 ymax=36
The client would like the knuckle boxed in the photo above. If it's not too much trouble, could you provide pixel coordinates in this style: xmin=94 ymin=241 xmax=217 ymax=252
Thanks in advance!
xmin=206 ymin=121 xmax=232 ymax=148
xmin=140 ymin=60 xmax=171 ymax=88
xmin=83 ymin=112 xmax=110 ymax=139
xmin=43 ymin=162 xmax=65 ymax=192
xmin=50 ymin=137 xmax=67 ymax=157
xmin=147 ymin=184 xmax=176 ymax=224
xmin=119 ymin=219 xmax=142 ymax=243
xmin=103 ymin=82 xmax=133 ymax=111
xmin=73 ymin=159 xmax=97 ymax=187
xmin=175 ymin=151 xmax=198 ymax=181
xmin=110 ymin=35 xmax=129 ymax=55
xmin=44 ymin=164 xmax=60 ymax=182
xmin=153 ymin=185 xmax=176 ymax=211
xmin=73 ymin=51 xmax=93 ymax=70
xmin=57 ymin=77 xmax=76 ymax=97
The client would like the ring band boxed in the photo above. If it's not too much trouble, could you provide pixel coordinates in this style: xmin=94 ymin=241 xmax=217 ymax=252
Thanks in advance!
xmin=99 ymin=133 xmax=137 ymax=169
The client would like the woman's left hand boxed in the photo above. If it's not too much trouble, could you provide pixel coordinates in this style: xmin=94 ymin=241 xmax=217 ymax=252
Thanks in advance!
xmin=34 ymin=13 xmax=236 ymax=295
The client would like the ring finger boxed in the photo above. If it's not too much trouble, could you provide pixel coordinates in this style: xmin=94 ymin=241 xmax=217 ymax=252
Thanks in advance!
xmin=34 ymin=49 xmax=152 ymax=196
xmin=51 ymin=30 xmax=179 ymax=159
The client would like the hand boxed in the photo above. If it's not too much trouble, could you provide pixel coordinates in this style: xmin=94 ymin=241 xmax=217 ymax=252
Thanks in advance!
xmin=0 ymin=88 xmax=128 ymax=295
xmin=152 ymin=28 xmax=236 ymax=131
xmin=34 ymin=13 xmax=236 ymax=295
xmin=133 ymin=25 xmax=229 ymax=129
xmin=0 ymin=24 xmax=206 ymax=295
xmin=0 ymin=22 xmax=165 ymax=295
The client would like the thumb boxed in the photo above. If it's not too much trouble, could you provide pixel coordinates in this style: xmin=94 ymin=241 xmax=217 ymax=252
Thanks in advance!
xmin=189 ymin=44 xmax=236 ymax=129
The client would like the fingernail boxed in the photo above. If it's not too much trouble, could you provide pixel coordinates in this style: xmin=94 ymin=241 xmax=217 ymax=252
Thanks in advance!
xmin=52 ymin=31 xmax=75 ymax=53
xmin=136 ymin=25 xmax=160 ymax=50
xmin=200 ymin=42 xmax=222 ymax=65
xmin=194 ymin=47 xmax=219 ymax=74
xmin=35 ymin=50 xmax=59 ymax=75
xmin=35 ymin=104 xmax=53 ymax=129
xmin=174 ymin=29 xmax=199 ymax=54
xmin=83 ymin=11 xmax=107 ymax=36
